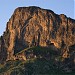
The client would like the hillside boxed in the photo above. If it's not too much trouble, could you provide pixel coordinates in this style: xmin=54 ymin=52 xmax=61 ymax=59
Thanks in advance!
xmin=0 ymin=46 xmax=75 ymax=75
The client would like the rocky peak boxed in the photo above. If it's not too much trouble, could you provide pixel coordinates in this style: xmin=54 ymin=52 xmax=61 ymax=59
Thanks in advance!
xmin=0 ymin=6 xmax=75 ymax=62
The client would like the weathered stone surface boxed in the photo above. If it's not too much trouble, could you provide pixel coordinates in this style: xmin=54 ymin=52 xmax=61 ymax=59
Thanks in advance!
xmin=0 ymin=6 xmax=75 ymax=62
xmin=0 ymin=36 xmax=7 ymax=63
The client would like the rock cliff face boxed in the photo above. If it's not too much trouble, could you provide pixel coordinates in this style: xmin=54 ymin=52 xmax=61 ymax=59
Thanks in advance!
xmin=0 ymin=6 xmax=75 ymax=62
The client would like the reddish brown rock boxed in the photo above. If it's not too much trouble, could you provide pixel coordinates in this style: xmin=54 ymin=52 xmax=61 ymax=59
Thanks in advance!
xmin=0 ymin=6 xmax=75 ymax=62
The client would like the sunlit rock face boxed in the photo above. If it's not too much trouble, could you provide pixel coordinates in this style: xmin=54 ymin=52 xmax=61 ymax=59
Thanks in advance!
xmin=0 ymin=6 xmax=75 ymax=61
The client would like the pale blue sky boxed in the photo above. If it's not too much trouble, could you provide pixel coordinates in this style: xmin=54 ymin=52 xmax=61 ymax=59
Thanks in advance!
xmin=0 ymin=0 xmax=75 ymax=36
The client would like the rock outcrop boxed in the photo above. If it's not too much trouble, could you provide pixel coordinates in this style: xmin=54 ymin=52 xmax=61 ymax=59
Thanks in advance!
xmin=0 ymin=6 xmax=75 ymax=62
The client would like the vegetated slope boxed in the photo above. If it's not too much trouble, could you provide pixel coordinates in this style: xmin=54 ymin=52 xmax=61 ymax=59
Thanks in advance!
xmin=0 ymin=46 xmax=75 ymax=75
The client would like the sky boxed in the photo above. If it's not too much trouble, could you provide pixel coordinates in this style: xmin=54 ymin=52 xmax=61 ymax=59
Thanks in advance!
xmin=0 ymin=0 xmax=75 ymax=36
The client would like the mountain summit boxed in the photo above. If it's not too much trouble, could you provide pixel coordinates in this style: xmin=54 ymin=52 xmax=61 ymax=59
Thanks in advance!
xmin=0 ymin=6 xmax=75 ymax=62
xmin=0 ymin=6 xmax=75 ymax=74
